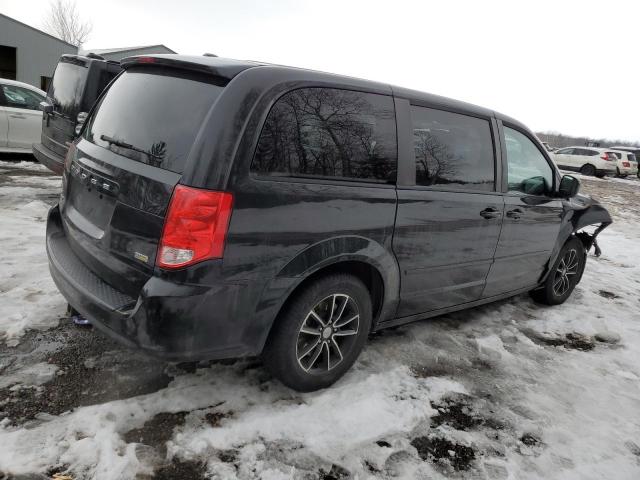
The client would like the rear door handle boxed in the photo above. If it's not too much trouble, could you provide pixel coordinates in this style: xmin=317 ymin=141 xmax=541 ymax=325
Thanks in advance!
xmin=480 ymin=207 xmax=502 ymax=219
xmin=506 ymin=208 xmax=524 ymax=220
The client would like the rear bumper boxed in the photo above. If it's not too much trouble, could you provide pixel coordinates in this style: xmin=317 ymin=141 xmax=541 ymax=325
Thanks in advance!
xmin=617 ymin=166 xmax=638 ymax=176
xmin=33 ymin=143 xmax=65 ymax=175
xmin=46 ymin=204 xmax=260 ymax=361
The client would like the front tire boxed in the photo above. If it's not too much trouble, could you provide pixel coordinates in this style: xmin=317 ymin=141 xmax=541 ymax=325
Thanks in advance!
xmin=263 ymin=274 xmax=372 ymax=392
xmin=530 ymin=237 xmax=586 ymax=305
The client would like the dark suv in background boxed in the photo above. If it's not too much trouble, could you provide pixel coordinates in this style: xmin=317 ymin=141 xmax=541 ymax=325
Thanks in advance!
xmin=33 ymin=54 xmax=121 ymax=174
xmin=46 ymin=55 xmax=611 ymax=391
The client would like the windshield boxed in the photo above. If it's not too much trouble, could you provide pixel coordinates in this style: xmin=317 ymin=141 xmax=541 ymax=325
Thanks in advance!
xmin=82 ymin=68 xmax=225 ymax=173
xmin=49 ymin=61 xmax=89 ymax=117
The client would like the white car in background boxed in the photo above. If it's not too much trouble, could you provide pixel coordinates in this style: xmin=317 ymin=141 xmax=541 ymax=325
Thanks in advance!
xmin=0 ymin=78 xmax=46 ymax=154
xmin=609 ymin=148 xmax=639 ymax=177
xmin=553 ymin=146 xmax=619 ymax=178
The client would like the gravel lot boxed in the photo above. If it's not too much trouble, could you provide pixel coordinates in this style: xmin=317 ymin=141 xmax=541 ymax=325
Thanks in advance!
xmin=1 ymin=159 xmax=639 ymax=480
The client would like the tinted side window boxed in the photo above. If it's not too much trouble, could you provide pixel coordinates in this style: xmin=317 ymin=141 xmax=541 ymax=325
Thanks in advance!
xmin=411 ymin=106 xmax=494 ymax=191
xmin=505 ymin=127 xmax=554 ymax=195
xmin=252 ymin=88 xmax=397 ymax=183
xmin=1 ymin=85 xmax=44 ymax=110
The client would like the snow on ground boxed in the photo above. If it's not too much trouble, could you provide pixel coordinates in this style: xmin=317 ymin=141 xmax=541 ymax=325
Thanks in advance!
xmin=0 ymin=160 xmax=639 ymax=479
xmin=0 ymin=161 xmax=65 ymax=346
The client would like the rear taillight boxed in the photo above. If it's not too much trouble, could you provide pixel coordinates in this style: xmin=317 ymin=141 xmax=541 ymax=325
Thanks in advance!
xmin=157 ymin=185 xmax=233 ymax=269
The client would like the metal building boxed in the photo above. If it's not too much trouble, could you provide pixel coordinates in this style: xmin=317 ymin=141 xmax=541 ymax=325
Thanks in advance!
xmin=0 ymin=13 xmax=78 ymax=91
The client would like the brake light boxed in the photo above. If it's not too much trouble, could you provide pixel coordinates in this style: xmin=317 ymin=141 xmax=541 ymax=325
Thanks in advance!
xmin=136 ymin=56 xmax=156 ymax=64
xmin=158 ymin=185 xmax=233 ymax=269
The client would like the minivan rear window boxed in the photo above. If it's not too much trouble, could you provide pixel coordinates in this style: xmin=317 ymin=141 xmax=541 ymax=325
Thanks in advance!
xmin=82 ymin=68 xmax=225 ymax=173
xmin=49 ymin=61 xmax=88 ymax=117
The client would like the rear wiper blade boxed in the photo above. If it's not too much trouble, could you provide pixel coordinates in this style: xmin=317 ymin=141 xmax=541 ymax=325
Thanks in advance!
xmin=100 ymin=134 xmax=163 ymax=159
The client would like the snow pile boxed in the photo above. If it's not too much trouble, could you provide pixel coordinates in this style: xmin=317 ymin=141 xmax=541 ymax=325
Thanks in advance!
xmin=0 ymin=163 xmax=66 ymax=345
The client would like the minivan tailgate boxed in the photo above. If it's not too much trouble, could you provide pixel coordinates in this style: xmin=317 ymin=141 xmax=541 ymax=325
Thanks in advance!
xmin=62 ymin=140 xmax=179 ymax=296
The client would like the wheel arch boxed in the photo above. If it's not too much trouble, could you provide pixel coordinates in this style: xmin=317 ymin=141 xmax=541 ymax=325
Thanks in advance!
xmin=248 ymin=236 xmax=400 ymax=355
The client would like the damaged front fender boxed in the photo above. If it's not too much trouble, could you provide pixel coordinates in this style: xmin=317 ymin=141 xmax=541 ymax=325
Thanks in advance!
xmin=538 ymin=193 xmax=612 ymax=287
xmin=565 ymin=194 xmax=612 ymax=256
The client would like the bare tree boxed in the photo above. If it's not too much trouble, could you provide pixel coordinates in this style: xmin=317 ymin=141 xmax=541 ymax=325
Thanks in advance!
xmin=43 ymin=0 xmax=92 ymax=47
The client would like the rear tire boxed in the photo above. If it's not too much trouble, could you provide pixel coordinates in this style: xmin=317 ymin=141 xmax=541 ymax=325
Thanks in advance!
xmin=530 ymin=237 xmax=586 ymax=305
xmin=262 ymin=274 xmax=372 ymax=392
xmin=580 ymin=164 xmax=596 ymax=176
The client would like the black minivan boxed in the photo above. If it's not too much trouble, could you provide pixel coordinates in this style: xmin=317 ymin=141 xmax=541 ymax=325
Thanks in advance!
xmin=46 ymin=55 xmax=611 ymax=391
xmin=33 ymin=54 xmax=121 ymax=174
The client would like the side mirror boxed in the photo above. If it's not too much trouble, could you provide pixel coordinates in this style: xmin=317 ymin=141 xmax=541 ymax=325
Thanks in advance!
xmin=558 ymin=175 xmax=580 ymax=198
xmin=39 ymin=101 xmax=53 ymax=114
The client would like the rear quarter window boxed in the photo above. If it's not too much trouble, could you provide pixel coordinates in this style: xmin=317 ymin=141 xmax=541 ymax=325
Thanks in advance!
xmin=251 ymin=87 xmax=397 ymax=183
xmin=82 ymin=68 xmax=225 ymax=173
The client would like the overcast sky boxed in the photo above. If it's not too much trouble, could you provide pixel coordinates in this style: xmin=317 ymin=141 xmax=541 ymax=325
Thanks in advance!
xmin=2 ymin=0 xmax=638 ymax=141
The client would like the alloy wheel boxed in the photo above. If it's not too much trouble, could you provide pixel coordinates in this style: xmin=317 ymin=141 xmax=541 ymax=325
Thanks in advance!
xmin=296 ymin=293 xmax=360 ymax=373
xmin=553 ymin=248 xmax=579 ymax=297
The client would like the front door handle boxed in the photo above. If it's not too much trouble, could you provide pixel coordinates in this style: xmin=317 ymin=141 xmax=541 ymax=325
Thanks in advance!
xmin=506 ymin=208 xmax=524 ymax=220
xmin=480 ymin=207 xmax=502 ymax=219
